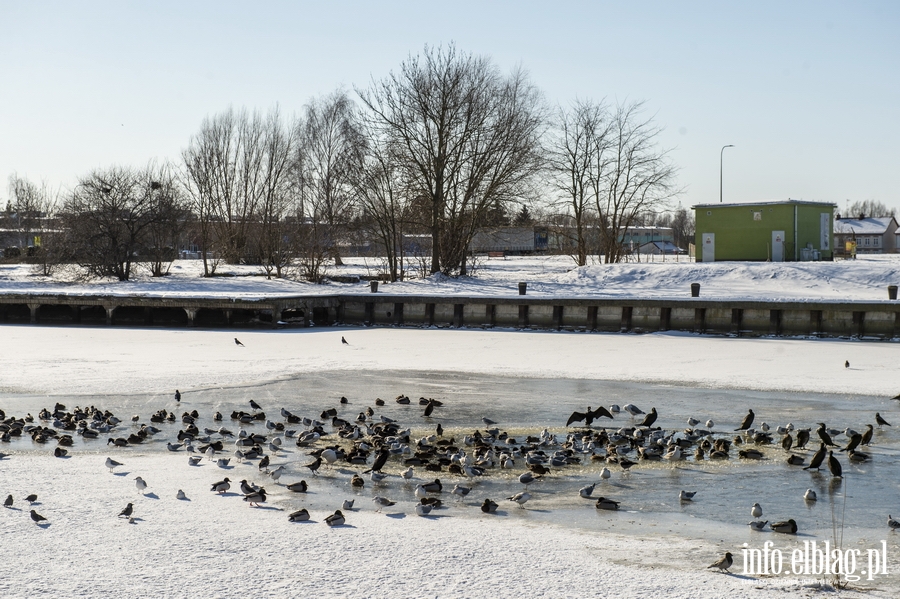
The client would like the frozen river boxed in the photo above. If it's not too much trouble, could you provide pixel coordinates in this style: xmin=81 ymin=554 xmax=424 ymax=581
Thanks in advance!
xmin=3 ymin=369 xmax=899 ymax=590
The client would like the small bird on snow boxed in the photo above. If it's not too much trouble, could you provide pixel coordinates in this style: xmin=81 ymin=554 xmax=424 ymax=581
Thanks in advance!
xmin=708 ymin=552 xmax=733 ymax=572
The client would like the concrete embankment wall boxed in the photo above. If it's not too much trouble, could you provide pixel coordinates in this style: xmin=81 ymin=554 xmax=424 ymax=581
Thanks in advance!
xmin=1 ymin=292 xmax=899 ymax=340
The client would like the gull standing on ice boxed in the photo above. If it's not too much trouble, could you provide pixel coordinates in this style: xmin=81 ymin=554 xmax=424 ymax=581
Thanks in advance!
xmin=507 ymin=492 xmax=531 ymax=508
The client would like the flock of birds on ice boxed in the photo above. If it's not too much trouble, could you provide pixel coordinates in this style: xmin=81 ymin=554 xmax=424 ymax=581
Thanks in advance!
xmin=2 ymin=359 xmax=900 ymax=574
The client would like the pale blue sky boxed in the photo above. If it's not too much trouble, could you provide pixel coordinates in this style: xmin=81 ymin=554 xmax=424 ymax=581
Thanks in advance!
xmin=1 ymin=1 xmax=897 ymax=213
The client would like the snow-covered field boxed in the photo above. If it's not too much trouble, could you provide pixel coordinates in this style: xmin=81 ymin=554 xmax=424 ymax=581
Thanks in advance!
xmin=2 ymin=256 xmax=900 ymax=598
xmin=2 ymin=253 xmax=900 ymax=301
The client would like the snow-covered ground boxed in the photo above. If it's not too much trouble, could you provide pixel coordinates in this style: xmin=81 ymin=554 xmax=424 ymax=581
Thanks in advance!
xmin=2 ymin=256 xmax=900 ymax=598
xmin=2 ymin=254 xmax=900 ymax=301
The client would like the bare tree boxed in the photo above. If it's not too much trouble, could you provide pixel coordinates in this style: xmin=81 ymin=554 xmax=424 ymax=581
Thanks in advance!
xmin=355 ymin=130 xmax=412 ymax=282
xmin=845 ymin=199 xmax=894 ymax=219
xmin=293 ymin=90 xmax=365 ymax=269
xmin=141 ymin=164 xmax=191 ymax=277
xmin=252 ymin=110 xmax=296 ymax=278
xmin=5 ymin=174 xmax=62 ymax=275
xmin=183 ymin=107 xmax=294 ymax=273
xmin=63 ymin=166 xmax=167 ymax=280
xmin=596 ymin=101 xmax=679 ymax=263
xmin=548 ymin=99 xmax=612 ymax=266
xmin=358 ymin=44 xmax=546 ymax=276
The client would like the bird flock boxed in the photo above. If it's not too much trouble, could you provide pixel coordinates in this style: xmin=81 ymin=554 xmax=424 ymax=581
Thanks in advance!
xmin=1 ymin=383 xmax=898 ymax=575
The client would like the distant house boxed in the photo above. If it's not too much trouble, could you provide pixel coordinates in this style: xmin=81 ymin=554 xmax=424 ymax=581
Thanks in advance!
xmin=637 ymin=240 xmax=686 ymax=256
xmin=693 ymin=199 xmax=835 ymax=262
xmin=833 ymin=215 xmax=898 ymax=255
xmin=468 ymin=226 xmax=549 ymax=255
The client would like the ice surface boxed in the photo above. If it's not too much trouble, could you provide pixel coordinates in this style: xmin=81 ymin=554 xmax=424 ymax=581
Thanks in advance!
xmin=2 ymin=256 xmax=900 ymax=597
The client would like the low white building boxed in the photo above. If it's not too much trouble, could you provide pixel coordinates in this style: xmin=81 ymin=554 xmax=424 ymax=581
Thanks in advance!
xmin=833 ymin=215 xmax=898 ymax=255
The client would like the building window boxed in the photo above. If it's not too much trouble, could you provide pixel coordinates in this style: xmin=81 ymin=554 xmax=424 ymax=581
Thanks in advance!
xmin=875 ymin=237 xmax=880 ymax=246
xmin=865 ymin=238 xmax=870 ymax=246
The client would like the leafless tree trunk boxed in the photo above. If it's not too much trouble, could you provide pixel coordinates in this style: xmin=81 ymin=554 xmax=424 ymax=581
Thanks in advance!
xmin=357 ymin=44 xmax=546 ymax=276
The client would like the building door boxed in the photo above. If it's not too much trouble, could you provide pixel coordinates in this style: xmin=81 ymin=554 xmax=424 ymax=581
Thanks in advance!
xmin=701 ymin=233 xmax=715 ymax=262
xmin=772 ymin=230 xmax=785 ymax=262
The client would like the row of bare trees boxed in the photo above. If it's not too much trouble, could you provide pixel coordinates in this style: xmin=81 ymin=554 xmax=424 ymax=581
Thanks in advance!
xmin=5 ymin=44 xmax=683 ymax=281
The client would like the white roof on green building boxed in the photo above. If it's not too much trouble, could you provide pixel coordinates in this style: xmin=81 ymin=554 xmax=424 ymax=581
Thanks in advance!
xmin=692 ymin=199 xmax=837 ymax=209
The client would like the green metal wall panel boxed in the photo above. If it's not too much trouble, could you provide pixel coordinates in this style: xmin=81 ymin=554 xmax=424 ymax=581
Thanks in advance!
xmin=694 ymin=202 xmax=834 ymax=261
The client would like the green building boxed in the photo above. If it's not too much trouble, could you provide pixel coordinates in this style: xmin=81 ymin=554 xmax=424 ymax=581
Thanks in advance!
xmin=692 ymin=200 xmax=836 ymax=262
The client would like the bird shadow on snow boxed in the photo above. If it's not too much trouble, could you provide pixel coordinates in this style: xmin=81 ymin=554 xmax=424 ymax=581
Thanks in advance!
xmin=177 ymin=497 xmax=191 ymax=502
xmin=113 ymin=472 xmax=130 ymax=477
xmin=719 ymin=572 xmax=756 ymax=581
xmin=5 ymin=507 xmax=22 ymax=512
xmin=142 ymin=492 xmax=160 ymax=500
xmin=217 ymin=492 xmax=241 ymax=498
xmin=329 ymin=524 xmax=357 ymax=529
xmin=36 ymin=522 xmax=51 ymax=529
xmin=385 ymin=512 xmax=406 ymax=519
xmin=250 ymin=505 xmax=283 ymax=511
